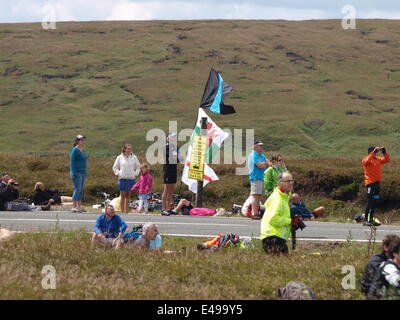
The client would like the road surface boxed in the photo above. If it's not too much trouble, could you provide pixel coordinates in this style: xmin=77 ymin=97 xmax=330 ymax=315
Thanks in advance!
xmin=1 ymin=211 xmax=399 ymax=242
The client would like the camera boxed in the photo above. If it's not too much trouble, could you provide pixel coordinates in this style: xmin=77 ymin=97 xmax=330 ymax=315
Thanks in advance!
xmin=10 ymin=181 xmax=19 ymax=186
xmin=297 ymin=219 xmax=306 ymax=230
xmin=291 ymin=214 xmax=307 ymax=231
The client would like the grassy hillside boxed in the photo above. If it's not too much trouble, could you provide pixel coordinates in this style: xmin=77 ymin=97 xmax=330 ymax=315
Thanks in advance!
xmin=0 ymin=20 xmax=400 ymax=157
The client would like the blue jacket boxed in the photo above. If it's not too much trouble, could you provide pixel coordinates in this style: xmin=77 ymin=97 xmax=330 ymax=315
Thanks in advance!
xmin=70 ymin=147 xmax=88 ymax=176
xmin=290 ymin=202 xmax=314 ymax=219
xmin=93 ymin=214 xmax=127 ymax=238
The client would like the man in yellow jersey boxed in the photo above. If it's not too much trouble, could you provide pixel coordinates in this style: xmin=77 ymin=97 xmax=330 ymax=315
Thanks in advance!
xmin=260 ymin=172 xmax=301 ymax=255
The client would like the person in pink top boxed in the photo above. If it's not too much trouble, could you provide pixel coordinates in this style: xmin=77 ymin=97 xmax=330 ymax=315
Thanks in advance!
xmin=131 ymin=164 xmax=153 ymax=213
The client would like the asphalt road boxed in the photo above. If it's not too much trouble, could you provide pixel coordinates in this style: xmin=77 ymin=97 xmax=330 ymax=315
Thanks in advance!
xmin=1 ymin=211 xmax=399 ymax=242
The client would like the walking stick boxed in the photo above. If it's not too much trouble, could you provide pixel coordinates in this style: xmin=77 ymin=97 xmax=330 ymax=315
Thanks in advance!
xmin=291 ymin=226 xmax=296 ymax=250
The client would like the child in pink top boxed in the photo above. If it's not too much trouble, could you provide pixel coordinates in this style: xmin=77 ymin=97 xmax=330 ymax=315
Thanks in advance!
xmin=131 ymin=164 xmax=153 ymax=213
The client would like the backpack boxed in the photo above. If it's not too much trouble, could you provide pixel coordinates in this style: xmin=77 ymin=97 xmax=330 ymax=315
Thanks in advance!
xmin=197 ymin=233 xmax=240 ymax=251
xmin=360 ymin=253 xmax=387 ymax=298
xmin=368 ymin=260 xmax=400 ymax=300
xmin=5 ymin=201 xmax=35 ymax=211
xmin=122 ymin=224 xmax=143 ymax=243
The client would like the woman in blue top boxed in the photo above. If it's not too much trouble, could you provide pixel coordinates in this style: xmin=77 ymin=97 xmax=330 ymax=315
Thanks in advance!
xmin=70 ymin=135 xmax=88 ymax=213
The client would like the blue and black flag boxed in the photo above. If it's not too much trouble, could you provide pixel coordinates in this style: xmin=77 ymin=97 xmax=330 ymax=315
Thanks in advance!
xmin=199 ymin=68 xmax=235 ymax=115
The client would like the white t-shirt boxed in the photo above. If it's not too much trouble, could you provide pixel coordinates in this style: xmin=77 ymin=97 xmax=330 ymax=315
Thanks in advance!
xmin=112 ymin=154 xmax=140 ymax=180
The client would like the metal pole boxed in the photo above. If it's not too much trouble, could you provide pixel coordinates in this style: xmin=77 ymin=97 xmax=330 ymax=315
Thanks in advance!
xmin=195 ymin=117 xmax=208 ymax=207
xmin=291 ymin=226 xmax=296 ymax=250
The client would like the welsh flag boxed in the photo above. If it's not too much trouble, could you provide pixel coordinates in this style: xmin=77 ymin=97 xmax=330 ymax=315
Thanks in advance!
xmin=182 ymin=108 xmax=229 ymax=193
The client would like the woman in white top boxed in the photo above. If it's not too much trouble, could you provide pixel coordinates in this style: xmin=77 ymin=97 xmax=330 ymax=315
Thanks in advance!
xmin=112 ymin=144 xmax=140 ymax=214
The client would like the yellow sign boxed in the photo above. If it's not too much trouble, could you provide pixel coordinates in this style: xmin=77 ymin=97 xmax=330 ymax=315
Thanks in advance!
xmin=188 ymin=136 xmax=207 ymax=181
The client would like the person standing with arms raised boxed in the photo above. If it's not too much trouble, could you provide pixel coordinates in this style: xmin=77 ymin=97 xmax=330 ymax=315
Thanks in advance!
xmin=113 ymin=144 xmax=140 ymax=214
xmin=362 ymin=146 xmax=390 ymax=226
xmin=70 ymin=135 xmax=88 ymax=213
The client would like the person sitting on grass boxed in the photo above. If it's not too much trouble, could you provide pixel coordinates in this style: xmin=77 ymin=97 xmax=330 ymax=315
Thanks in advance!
xmin=131 ymin=164 xmax=153 ymax=214
xmin=0 ymin=172 xmax=36 ymax=211
xmin=33 ymin=182 xmax=73 ymax=210
xmin=361 ymin=234 xmax=400 ymax=299
xmin=377 ymin=236 xmax=400 ymax=299
xmin=290 ymin=193 xmax=326 ymax=220
xmin=91 ymin=204 xmax=127 ymax=250
xmin=0 ymin=172 xmax=19 ymax=210
xmin=130 ymin=222 xmax=162 ymax=250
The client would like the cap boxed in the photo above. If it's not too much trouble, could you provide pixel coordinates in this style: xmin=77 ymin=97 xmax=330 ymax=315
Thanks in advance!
xmin=168 ymin=132 xmax=177 ymax=137
xmin=368 ymin=146 xmax=375 ymax=154
xmin=1 ymin=172 xmax=9 ymax=177
xmin=254 ymin=141 xmax=264 ymax=146
xmin=75 ymin=135 xmax=86 ymax=142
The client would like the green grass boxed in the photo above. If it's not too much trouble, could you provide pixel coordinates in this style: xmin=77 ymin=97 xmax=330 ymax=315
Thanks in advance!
xmin=0 ymin=231 xmax=373 ymax=300
xmin=0 ymin=20 xmax=400 ymax=157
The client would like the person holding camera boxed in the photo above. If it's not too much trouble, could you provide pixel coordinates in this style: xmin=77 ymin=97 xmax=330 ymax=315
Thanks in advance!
xmin=0 ymin=173 xmax=19 ymax=210
xmin=362 ymin=146 xmax=391 ymax=226
xmin=260 ymin=172 xmax=303 ymax=255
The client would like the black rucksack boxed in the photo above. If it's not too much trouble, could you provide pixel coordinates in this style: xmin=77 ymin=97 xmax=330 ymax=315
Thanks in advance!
xmin=360 ymin=253 xmax=387 ymax=298
xmin=366 ymin=259 xmax=400 ymax=300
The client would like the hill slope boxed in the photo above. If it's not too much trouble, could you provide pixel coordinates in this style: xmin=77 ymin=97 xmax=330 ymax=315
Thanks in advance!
xmin=0 ymin=20 xmax=399 ymax=157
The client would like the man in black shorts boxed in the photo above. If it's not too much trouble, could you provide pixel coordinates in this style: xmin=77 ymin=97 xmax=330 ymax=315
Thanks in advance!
xmin=162 ymin=132 xmax=180 ymax=215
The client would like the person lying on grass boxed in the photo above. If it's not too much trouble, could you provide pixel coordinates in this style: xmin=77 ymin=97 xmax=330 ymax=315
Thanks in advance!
xmin=290 ymin=193 xmax=326 ymax=220
xmin=91 ymin=204 xmax=127 ymax=250
xmin=130 ymin=222 xmax=162 ymax=250
xmin=33 ymin=182 xmax=73 ymax=210
xmin=168 ymin=198 xmax=193 ymax=216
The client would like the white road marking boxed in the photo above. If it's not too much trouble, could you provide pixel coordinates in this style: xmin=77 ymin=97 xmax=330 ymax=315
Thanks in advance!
xmin=0 ymin=218 xmax=246 ymax=227
xmin=362 ymin=229 xmax=400 ymax=233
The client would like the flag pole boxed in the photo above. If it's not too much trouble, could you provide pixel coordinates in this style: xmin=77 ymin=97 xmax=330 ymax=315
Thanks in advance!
xmin=195 ymin=117 xmax=208 ymax=207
